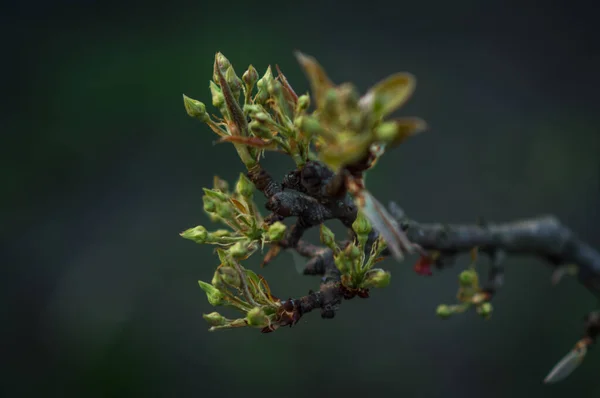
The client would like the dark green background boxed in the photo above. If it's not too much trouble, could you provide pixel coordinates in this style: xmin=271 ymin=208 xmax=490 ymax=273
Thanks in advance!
xmin=3 ymin=0 xmax=599 ymax=397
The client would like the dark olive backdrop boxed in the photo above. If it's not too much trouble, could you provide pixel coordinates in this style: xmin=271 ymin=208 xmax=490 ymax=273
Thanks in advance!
xmin=2 ymin=0 xmax=600 ymax=397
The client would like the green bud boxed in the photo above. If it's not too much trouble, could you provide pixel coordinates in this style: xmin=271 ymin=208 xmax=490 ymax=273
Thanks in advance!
xmin=267 ymin=80 xmax=283 ymax=96
xmin=249 ymin=120 xmax=273 ymax=139
xmin=322 ymin=88 xmax=339 ymax=118
xmin=180 ymin=225 xmax=208 ymax=243
xmin=319 ymin=224 xmax=336 ymax=249
xmin=254 ymin=88 xmax=269 ymax=105
xmin=235 ymin=173 xmax=255 ymax=197
xmin=203 ymin=312 xmax=227 ymax=326
xmin=362 ymin=268 xmax=391 ymax=289
xmin=242 ymin=65 xmax=259 ymax=89
xmin=246 ymin=307 xmax=270 ymax=327
xmin=477 ymin=302 xmax=493 ymax=319
xmin=229 ymin=241 xmax=249 ymax=258
xmin=213 ymin=266 xmax=241 ymax=288
xmin=459 ymin=269 xmax=478 ymax=287
xmin=256 ymin=66 xmax=273 ymax=90
xmin=198 ymin=280 xmax=224 ymax=306
xmin=352 ymin=210 xmax=372 ymax=236
xmin=210 ymin=81 xmax=224 ymax=109
xmin=182 ymin=95 xmax=209 ymax=122
xmin=243 ymin=104 xmax=263 ymax=115
xmin=344 ymin=243 xmax=361 ymax=260
xmin=266 ymin=221 xmax=287 ymax=242
xmin=374 ymin=121 xmax=398 ymax=143
xmin=216 ymin=202 xmax=234 ymax=219
xmin=213 ymin=52 xmax=232 ymax=82
xmin=254 ymin=112 xmax=273 ymax=124
xmin=268 ymin=80 xmax=292 ymax=118
xmin=203 ymin=195 xmax=217 ymax=213
xmin=324 ymin=88 xmax=338 ymax=105
xmin=216 ymin=53 xmax=231 ymax=67
xmin=436 ymin=304 xmax=453 ymax=319
xmin=334 ymin=255 xmax=351 ymax=274
xmin=225 ymin=66 xmax=242 ymax=100
xmin=296 ymin=94 xmax=310 ymax=112
xmin=296 ymin=115 xmax=324 ymax=137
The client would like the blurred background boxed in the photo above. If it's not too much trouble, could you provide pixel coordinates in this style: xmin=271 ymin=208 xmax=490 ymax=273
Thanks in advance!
xmin=2 ymin=0 xmax=599 ymax=397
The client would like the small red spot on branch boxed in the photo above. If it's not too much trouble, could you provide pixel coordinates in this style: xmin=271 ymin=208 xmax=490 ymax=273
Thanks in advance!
xmin=414 ymin=255 xmax=433 ymax=276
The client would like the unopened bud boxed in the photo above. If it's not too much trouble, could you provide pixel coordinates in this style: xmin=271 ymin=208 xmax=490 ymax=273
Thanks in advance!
xmin=235 ymin=173 xmax=255 ymax=197
xmin=246 ymin=307 xmax=270 ymax=327
xmin=213 ymin=52 xmax=232 ymax=82
xmin=296 ymin=115 xmax=323 ymax=137
xmin=198 ymin=280 xmax=224 ymax=306
xmin=477 ymin=302 xmax=493 ymax=319
xmin=256 ymin=66 xmax=273 ymax=90
xmin=352 ymin=210 xmax=372 ymax=237
xmin=267 ymin=80 xmax=283 ymax=97
xmin=436 ymin=304 xmax=453 ymax=319
xmin=334 ymin=255 xmax=351 ymax=274
xmin=253 ymin=112 xmax=272 ymax=124
xmin=242 ymin=65 xmax=259 ymax=89
xmin=210 ymin=81 xmax=224 ymax=109
xmin=374 ymin=121 xmax=398 ymax=143
xmin=459 ymin=269 xmax=478 ymax=287
xmin=180 ymin=225 xmax=208 ymax=244
xmin=319 ymin=224 xmax=336 ymax=249
xmin=216 ymin=202 xmax=233 ymax=219
xmin=225 ymin=66 xmax=242 ymax=99
xmin=254 ymin=88 xmax=269 ymax=105
xmin=203 ymin=195 xmax=217 ymax=213
xmin=183 ymin=95 xmax=209 ymax=122
xmin=363 ymin=268 xmax=391 ymax=288
xmin=213 ymin=266 xmax=241 ymax=288
xmin=243 ymin=104 xmax=263 ymax=115
xmin=203 ymin=312 xmax=227 ymax=326
xmin=322 ymin=88 xmax=338 ymax=117
xmin=249 ymin=120 xmax=273 ymax=138
xmin=229 ymin=241 xmax=249 ymax=258
xmin=296 ymin=94 xmax=310 ymax=112
xmin=266 ymin=221 xmax=287 ymax=242
xmin=344 ymin=243 xmax=361 ymax=260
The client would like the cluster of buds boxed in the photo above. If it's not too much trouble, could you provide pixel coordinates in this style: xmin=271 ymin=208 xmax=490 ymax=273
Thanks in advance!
xmin=180 ymin=174 xmax=287 ymax=252
xmin=198 ymin=249 xmax=282 ymax=332
xmin=294 ymin=52 xmax=427 ymax=172
xmin=319 ymin=210 xmax=391 ymax=296
xmin=436 ymin=248 xmax=493 ymax=320
xmin=180 ymin=173 xmax=290 ymax=332
xmin=183 ymin=52 xmax=316 ymax=169
xmin=183 ymin=51 xmax=427 ymax=173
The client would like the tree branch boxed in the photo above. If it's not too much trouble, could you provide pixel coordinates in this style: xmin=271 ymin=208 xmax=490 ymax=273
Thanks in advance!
xmin=187 ymin=52 xmax=600 ymax=383
xmin=280 ymin=213 xmax=600 ymax=334
xmin=399 ymin=216 xmax=600 ymax=296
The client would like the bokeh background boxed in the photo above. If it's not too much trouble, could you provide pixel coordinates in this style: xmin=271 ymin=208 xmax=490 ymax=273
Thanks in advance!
xmin=3 ymin=0 xmax=600 ymax=397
